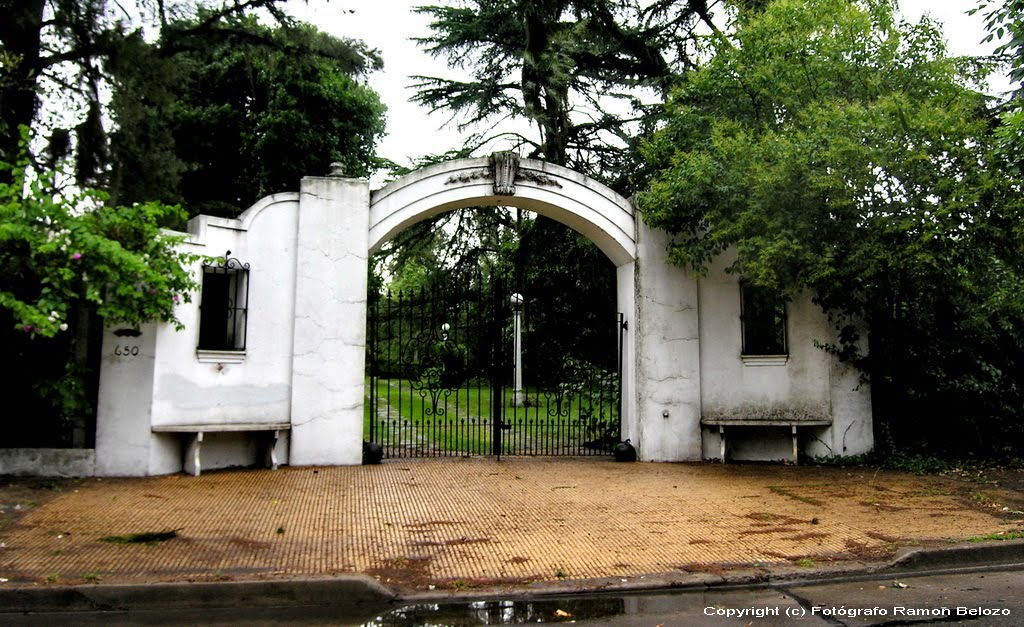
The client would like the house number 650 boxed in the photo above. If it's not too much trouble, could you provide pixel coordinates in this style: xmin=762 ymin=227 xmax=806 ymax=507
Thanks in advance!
xmin=114 ymin=345 xmax=140 ymax=357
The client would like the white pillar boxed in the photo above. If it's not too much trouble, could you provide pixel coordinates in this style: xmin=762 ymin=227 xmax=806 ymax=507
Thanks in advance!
xmin=288 ymin=173 xmax=370 ymax=465
xmin=95 ymin=323 xmax=162 ymax=475
xmin=616 ymin=262 xmax=637 ymax=445
xmin=632 ymin=217 xmax=703 ymax=461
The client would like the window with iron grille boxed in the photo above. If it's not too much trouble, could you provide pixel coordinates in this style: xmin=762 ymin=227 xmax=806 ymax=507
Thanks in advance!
xmin=740 ymin=281 xmax=787 ymax=356
xmin=198 ymin=252 xmax=249 ymax=352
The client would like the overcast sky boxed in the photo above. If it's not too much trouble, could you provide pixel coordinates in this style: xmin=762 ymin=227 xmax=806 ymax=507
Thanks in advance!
xmin=286 ymin=0 xmax=1008 ymax=172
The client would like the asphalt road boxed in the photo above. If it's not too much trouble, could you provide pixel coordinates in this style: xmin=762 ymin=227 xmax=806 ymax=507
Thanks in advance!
xmin=566 ymin=568 xmax=1024 ymax=626
xmin=3 ymin=566 xmax=1023 ymax=626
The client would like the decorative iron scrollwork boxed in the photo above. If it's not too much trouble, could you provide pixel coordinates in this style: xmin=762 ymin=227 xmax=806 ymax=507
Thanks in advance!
xmin=198 ymin=250 xmax=250 ymax=351
xmin=203 ymin=250 xmax=250 ymax=273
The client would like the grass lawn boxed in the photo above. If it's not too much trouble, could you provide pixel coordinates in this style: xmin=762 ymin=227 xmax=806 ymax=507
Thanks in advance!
xmin=364 ymin=377 xmax=619 ymax=456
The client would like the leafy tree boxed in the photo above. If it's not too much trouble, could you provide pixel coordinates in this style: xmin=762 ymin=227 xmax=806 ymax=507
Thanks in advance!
xmin=1 ymin=132 xmax=198 ymax=445
xmin=973 ymin=0 xmax=1024 ymax=173
xmin=0 ymin=157 xmax=196 ymax=336
xmin=975 ymin=0 xmax=1024 ymax=94
xmin=637 ymin=0 xmax=1024 ymax=457
xmin=0 ymin=0 xmax=291 ymax=186
xmin=1 ymin=2 xmax=385 ymax=444
xmin=401 ymin=0 xmax=725 ymax=382
xmin=414 ymin=0 xmax=719 ymax=187
xmin=108 ymin=14 xmax=387 ymax=217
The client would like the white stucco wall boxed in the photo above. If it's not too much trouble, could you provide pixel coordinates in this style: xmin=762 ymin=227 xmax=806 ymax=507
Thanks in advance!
xmin=631 ymin=219 xmax=703 ymax=462
xmin=84 ymin=158 xmax=872 ymax=477
xmin=142 ymin=194 xmax=301 ymax=473
xmin=95 ymin=322 xmax=159 ymax=475
xmin=698 ymin=252 xmax=831 ymax=415
xmin=94 ymin=194 xmax=304 ymax=475
xmin=288 ymin=176 xmax=370 ymax=466
xmin=369 ymin=158 xmax=636 ymax=266
xmin=151 ymin=194 xmax=300 ymax=431
xmin=695 ymin=252 xmax=872 ymax=461
xmin=820 ymin=326 xmax=874 ymax=458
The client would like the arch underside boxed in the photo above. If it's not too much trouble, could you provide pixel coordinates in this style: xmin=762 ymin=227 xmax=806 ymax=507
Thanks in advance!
xmin=368 ymin=158 xmax=637 ymax=267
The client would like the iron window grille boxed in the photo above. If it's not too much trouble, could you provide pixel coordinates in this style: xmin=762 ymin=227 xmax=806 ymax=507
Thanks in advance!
xmin=198 ymin=251 xmax=249 ymax=351
xmin=740 ymin=281 xmax=787 ymax=356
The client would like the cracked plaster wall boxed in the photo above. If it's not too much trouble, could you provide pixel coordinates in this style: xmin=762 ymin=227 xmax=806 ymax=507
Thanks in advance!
xmin=634 ymin=219 xmax=703 ymax=461
xmin=697 ymin=250 xmax=873 ymax=461
xmin=288 ymin=176 xmax=369 ymax=465
xmin=152 ymin=196 xmax=299 ymax=473
xmin=93 ymin=195 xmax=302 ymax=475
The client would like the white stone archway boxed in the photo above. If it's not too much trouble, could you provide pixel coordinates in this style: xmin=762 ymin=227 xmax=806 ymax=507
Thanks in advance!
xmin=367 ymin=156 xmax=640 ymax=447
xmin=368 ymin=157 xmax=636 ymax=266
xmin=78 ymin=154 xmax=873 ymax=477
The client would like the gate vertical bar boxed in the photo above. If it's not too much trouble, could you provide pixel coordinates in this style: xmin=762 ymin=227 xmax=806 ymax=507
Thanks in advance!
xmin=617 ymin=312 xmax=625 ymax=443
xmin=368 ymin=290 xmax=378 ymax=445
xmin=490 ymin=278 xmax=504 ymax=458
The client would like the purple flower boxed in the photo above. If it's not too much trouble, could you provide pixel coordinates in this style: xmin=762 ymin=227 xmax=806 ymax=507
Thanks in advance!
xmin=23 ymin=325 xmax=32 ymax=332
xmin=71 ymin=252 xmax=82 ymax=260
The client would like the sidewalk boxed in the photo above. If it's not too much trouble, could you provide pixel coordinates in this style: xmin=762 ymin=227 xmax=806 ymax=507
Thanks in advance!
xmin=1 ymin=458 xmax=1023 ymax=600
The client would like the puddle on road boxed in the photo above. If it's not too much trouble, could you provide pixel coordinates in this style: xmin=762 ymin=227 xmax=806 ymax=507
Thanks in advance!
xmin=363 ymin=596 xmax=625 ymax=625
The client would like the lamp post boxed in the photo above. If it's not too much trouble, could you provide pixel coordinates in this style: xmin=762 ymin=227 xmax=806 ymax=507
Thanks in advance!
xmin=510 ymin=293 xmax=525 ymax=407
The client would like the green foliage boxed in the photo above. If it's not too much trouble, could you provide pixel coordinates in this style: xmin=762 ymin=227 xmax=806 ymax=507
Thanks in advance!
xmin=974 ymin=0 xmax=1024 ymax=93
xmin=966 ymin=530 xmax=1024 ymax=542
xmin=973 ymin=1 xmax=1024 ymax=173
xmin=640 ymin=0 xmax=996 ymax=289
xmin=415 ymin=0 xmax=709 ymax=186
xmin=0 ymin=0 xmax=295 ymax=186
xmin=638 ymin=0 xmax=1024 ymax=458
xmin=1 ymin=132 xmax=198 ymax=443
xmin=0 ymin=136 xmax=198 ymax=337
xmin=109 ymin=14 xmax=386 ymax=217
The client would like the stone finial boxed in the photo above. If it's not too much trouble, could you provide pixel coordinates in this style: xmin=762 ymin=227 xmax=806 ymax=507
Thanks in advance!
xmin=329 ymin=162 xmax=346 ymax=177
xmin=490 ymin=151 xmax=520 ymax=195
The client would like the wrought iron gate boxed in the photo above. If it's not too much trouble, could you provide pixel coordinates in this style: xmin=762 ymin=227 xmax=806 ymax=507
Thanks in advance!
xmin=365 ymin=277 xmax=622 ymax=459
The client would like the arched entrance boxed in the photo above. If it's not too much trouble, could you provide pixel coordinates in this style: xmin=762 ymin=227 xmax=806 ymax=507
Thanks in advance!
xmin=87 ymin=153 xmax=872 ymax=476
xmin=365 ymin=155 xmax=638 ymax=458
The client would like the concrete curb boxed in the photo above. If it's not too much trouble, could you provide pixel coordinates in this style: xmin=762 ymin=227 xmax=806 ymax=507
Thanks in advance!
xmin=887 ymin=539 xmax=1024 ymax=571
xmin=0 ymin=575 xmax=397 ymax=615
xmin=2 ymin=542 xmax=1023 ymax=614
xmin=398 ymin=540 xmax=1024 ymax=603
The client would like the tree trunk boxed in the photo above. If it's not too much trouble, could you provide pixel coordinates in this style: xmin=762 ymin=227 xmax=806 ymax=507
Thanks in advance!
xmin=0 ymin=0 xmax=46 ymax=176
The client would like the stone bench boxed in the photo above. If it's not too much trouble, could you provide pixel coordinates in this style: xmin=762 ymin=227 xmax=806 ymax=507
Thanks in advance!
xmin=701 ymin=417 xmax=832 ymax=465
xmin=152 ymin=423 xmax=290 ymax=476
